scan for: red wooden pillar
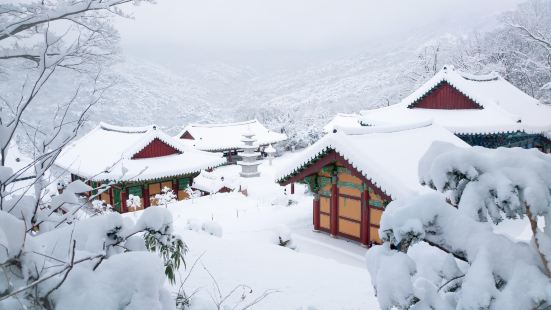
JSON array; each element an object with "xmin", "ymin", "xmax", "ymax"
[
  {"xmin": 330, "ymin": 174, "xmax": 338, "ymax": 237},
  {"xmin": 143, "ymin": 184, "xmax": 150, "ymax": 208},
  {"xmin": 108, "ymin": 187, "xmax": 113, "ymax": 207},
  {"xmin": 290, "ymin": 183, "xmax": 295, "ymax": 195},
  {"xmin": 172, "ymin": 179, "xmax": 179, "ymax": 198},
  {"xmin": 313, "ymin": 195, "xmax": 320, "ymax": 231},
  {"xmin": 360, "ymin": 185, "xmax": 370, "ymax": 246},
  {"xmin": 121, "ymin": 189, "xmax": 128, "ymax": 213},
  {"xmin": 228, "ymin": 150, "xmax": 233, "ymax": 163},
  {"xmin": 85, "ymin": 180, "xmax": 92, "ymax": 198}
]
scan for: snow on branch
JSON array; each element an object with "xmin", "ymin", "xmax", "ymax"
[
  {"xmin": 0, "ymin": 0, "xmax": 152, "ymax": 41},
  {"xmin": 419, "ymin": 142, "xmax": 551, "ymax": 223},
  {"xmin": 0, "ymin": 0, "xmax": 180, "ymax": 308},
  {"xmin": 368, "ymin": 142, "xmax": 551, "ymax": 309}
]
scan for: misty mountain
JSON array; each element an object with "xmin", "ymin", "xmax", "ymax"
[
  {"xmin": 83, "ymin": 33, "xmax": 459, "ymax": 148},
  {"xmin": 1, "ymin": 32, "xmax": 464, "ymax": 150}
]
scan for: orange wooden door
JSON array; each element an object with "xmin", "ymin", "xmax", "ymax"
[{"xmin": 338, "ymin": 195, "xmax": 361, "ymax": 239}]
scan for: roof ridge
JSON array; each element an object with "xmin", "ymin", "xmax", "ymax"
[
  {"xmin": 335, "ymin": 120, "xmax": 433, "ymax": 135},
  {"xmin": 187, "ymin": 119, "xmax": 258, "ymax": 128},
  {"xmin": 334, "ymin": 112, "xmax": 361, "ymax": 117},
  {"xmin": 99, "ymin": 122, "xmax": 156, "ymax": 134},
  {"xmin": 456, "ymin": 70, "xmax": 500, "ymax": 82}
]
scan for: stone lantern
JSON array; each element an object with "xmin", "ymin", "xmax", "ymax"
[{"xmin": 265, "ymin": 144, "xmax": 276, "ymax": 166}]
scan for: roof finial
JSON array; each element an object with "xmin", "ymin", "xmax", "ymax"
[{"xmin": 442, "ymin": 64, "xmax": 455, "ymax": 73}]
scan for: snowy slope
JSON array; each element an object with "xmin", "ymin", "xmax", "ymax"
[
  {"xmin": 92, "ymin": 60, "xmax": 227, "ymax": 133},
  {"xmin": 232, "ymin": 34, "xmax": 464, "ymax": 147}
]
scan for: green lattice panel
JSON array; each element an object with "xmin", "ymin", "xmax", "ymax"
[
  {"xmin": 178, "ymin": 178, "xmax": 191, "ymax": 190},
  {"xmin": 127, "ymin": 186, "xmax": 142, "ymax": 197}
]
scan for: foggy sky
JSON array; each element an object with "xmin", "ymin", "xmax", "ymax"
[{"xmin": 116, "ymin": 0, "xmax": 524, "ymax": 68}]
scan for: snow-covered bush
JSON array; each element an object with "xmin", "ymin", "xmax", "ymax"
[
  {"xmin": 142, "ymin": 207, "xmax": 187, "ymax": 284},
  {"xmin": 202, "ymin": 220, "xmax": 223, "ymax": 237},
  {"xmin": 185, "ymin": 184, "xmax": 202, "ymax": 202},
  {"xmin": 186, "ymin": 218, "xmax": 203, "ymax": 232},
  {"xmin": 0, "ymin": 195, "xmax": 186, "ymax": 309},
  {"xmin": 127, "ymin": 194, "xmax": 142, "ymax": 212},
  {"xmin": 271, "ymin": 196, "xmax": 299, "ymax": 207},
  {"xmin": 155, "ymin": 186, "xmax": 177, "ymax": 207},
  {"xmin": 271, "ymin": 226, "xmax": 297, "ymax": 250},
  {"xmin": 367, "ymin": 143, "xmax": 551, "ymax": 310},
  {"xmin": 91, "ymin": 199, "xmax": 113, "ymax": 214},
  {"xmin": 185, "ymin": 218, "xmax": 223, "ymax": 237}
]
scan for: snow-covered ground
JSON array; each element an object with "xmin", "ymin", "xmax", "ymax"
[
  {"xmin": 122, "ymin": 151, "xmax": 540, "ymax": 309},
  {"xmin": 126, "ymin": 155, "xmax": 379, "ymax": 309}
]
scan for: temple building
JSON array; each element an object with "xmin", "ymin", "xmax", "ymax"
[
  {"xmin": 54, "ymin": 122, "xmax": 226, "ymax": 213},
  {"xmin": 176, "ymin": 119, "xmax": 287, "ymax": 162},
  {"xmin": 325, "ymin": 65, "xmax": 551, "ymax": 152},
  {"xmin": 191, "ymin": 170, "xmax": 235, "ymax": 195},
  {"xmin": 276, "ymin": 121, "xmax": 468, "ymax": 246}
]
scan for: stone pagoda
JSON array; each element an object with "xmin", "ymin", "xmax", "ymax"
[{"xmin": 238, "ymin": 128, "xmax": 261, "ymax": 177}]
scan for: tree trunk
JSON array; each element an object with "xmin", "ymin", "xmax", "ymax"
[{"xmin": 527, "ymin": 206, "xmax": 551, "ymax": 278}]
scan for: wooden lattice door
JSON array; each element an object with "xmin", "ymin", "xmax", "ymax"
[{"xmin": 338, "ymin": 195, "xmax": 361, "ymax": 239}]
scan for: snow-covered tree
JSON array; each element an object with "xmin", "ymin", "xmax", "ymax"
[
  {"xmin": 500, "ymin": 0, "xmax": 551, "ymax": 104},
  {"xmin": 126, "ymin": 194, "xmax": 141, "ymax": 212},
  {"xmin": 155, "ymin": 186, "xmax": 177, "ymax": 207},
  {"xmin": 451, "ymin": 0, "xmax": 551, "ymax": 104},
  {"xmin": 367, "ymin": 142, "xmax": 551, "ymax": 310},
  {"xmin": 0, "ymin": 1, "xmax": 191, "ymax": 309},
  {"xmin": 91, "ymin": 199, "xmax": 113, "ymax": 214}
]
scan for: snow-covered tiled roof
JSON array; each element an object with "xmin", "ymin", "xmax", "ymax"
[
  {"xmin": 192, "ymin": 170, "xmax": 236, "ymax": 193},
  {"xmin": 359, "ymin": 65, "xmax": 551, "ymax": 135},
  {"xmin": 176, "ymin": 119, "xmax": 287, "ymax": 151},
  {"xmin": 55, "ymin": 122, "xmax": 226, "ymax": 182},
  {"xmin": 265, "ymin": 144, "xmax": 276, "ymax": 154},
  {"xmin": 2, "ymin": 143, "xmax": 35, "ymax": 181},
  {"xmin": 276, "ymin": 121, "xmax": 469, "ymax": 200}
]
